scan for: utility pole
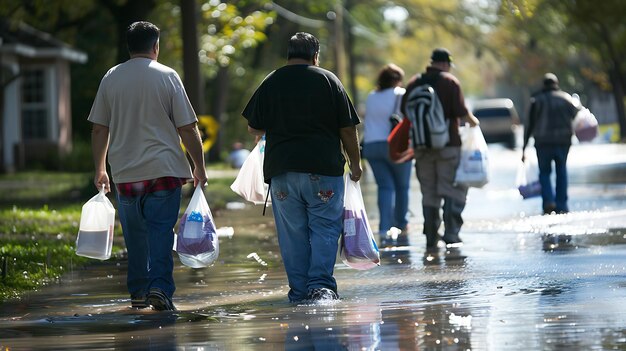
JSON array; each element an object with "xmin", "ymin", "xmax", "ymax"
[{"xmin": 333, "ymin": 1, "xmax": 346, "ymax": 82}]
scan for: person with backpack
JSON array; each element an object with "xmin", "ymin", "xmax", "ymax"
[
  {"xmin": 362, "ymin": 64, "xmax": 412, "ymax": 245},
  {"xmin": 401, "ymin": 48, "xmax": 480, "ymax": 251}
]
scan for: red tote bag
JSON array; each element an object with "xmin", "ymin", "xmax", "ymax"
[{"xmin": 387, "ymin": 118, "xmax": 414, "ymax": 163}]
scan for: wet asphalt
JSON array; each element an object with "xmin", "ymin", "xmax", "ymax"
[{"xmin": 1, "ymin": 142, "xmax": 625, "ymax": 350}]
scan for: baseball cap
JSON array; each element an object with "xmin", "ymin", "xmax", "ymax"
[
  {"xmin": 431, "ymin": 48, "xmax": 453, "ymax": 63},
  {"xmin": 543, "ymin": 72, "xmax": 559, "ymax": 86}
]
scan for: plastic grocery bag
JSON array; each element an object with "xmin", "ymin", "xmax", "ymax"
[
  {"xmin": 516, "ymin": 151, "xmax": 541, "ymax": 199},
  {"xmin": 454, "ymin": 125, "xmax": 490, "ymax": 188},
  {"xmin": 573, "ymin": 107, "xmax": 598, "ymax": 142},
  {"xmin": 75, "ymin": 185, "xmax": 115, "ymax": 260},
  {"xmin": 176, "ymin": 185, "xmax": 219, "ymax": 268},
  {"xmin": 230, "ymin": 137, "xmax": 270, "ymax": 205},
  {"xmin": 340, "ymin": 173, "xmax": 380, "ymax": 270}
]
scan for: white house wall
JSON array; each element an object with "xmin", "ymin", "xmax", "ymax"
[{"xmin": 2, "ymin": 57, "xmax": 20, "ymax": 172}]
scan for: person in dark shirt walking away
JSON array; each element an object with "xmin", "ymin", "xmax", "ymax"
[
  {"xmin": 89, "ymin": 21, "xmax": 207, "ymax": 311},
  {"xmin": 522, "ymin": 73, "xmax": 580, "ymax": 215},
  {"xmin": 243, "ymin": 32, "xmax": 361, "ymax": 303},
  {"xmin": 402, "ymin": 48, "xmax": 479, "ymax": 251},
  {"xmin": 361, "ymin": 64, "xmax": 412, "ymax": 244}
]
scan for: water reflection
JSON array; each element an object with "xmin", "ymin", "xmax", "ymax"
[
  {"xmin": 284, "ymin": 306, "xmax": 346, "ymax": 350},
  {"xmin": 3, "ymin": 202, "xmax": 626, "ymax": 349}
]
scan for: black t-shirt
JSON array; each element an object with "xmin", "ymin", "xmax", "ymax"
[{"xmin": 243, "ymin": 64, "xmax": 360, "ymax": 182}]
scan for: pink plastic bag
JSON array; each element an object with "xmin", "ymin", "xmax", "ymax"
[
  {"xmin": 573, "ymin": 108, "xmax": 598, "ymax": 142},
  {"xmin": 340, "ymin": 174, "xmax": 380, "ymax": 270}
]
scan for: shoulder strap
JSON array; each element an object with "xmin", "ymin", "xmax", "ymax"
[{"xmin": 392, "ymin": 93, "xmax": 401, "ymax": 114}]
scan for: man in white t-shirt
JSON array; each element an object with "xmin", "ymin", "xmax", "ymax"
[{"xmin": 89, "ymin": 21, "xmax": 206, "ymax": 311}]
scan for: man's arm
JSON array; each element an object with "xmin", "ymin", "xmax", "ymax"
[
  {"xmin": 462, "ymin": 112, "xmax": 480, "ymax": 127},
  {"xmin": 247, "ymin": 125, "xmax": 266, "ymax": 143},
  {"xmin": 522, "ymin": 99, "xmax": 537, "ymax": 161},
  {"xmin": 340, "ymin": 125, "xmax": 362, "ymax": 181},
  {"xmin": 91, "ymin": 123, "xmax": 110, "ymax": 193},
  {"xmin": 178, "ymin": 122, "xmax": 207, "ymax": 187}
]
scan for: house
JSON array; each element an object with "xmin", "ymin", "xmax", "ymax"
[{"xmin": 0, "ymin": 19, "xmax": 87, "ymax": 172}]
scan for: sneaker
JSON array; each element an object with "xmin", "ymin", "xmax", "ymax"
[
  {"xmin": 543, "ymin": 203, "xmax": 557, "ymax": 215},
  {"xmin": 130, "ymin": 294, "xmax": 148, "ymax": 309},
  {"xmin": 307, "ymin": 288, "xmax": 339, "ymax": 302},
  {"xmin": 442, "ymin": 234, "xmax": 463, "ymax": 247},
  {"xmin": 147, "ymin": 288, "xmax": 176, "ymax": 311}
]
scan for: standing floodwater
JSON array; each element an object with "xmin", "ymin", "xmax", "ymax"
[{"xmin": 1, "ymin": 144, "xmax": 626, "ymax": 350}]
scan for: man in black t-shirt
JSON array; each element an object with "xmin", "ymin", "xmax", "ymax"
[{"xmin": 243, "ymin": 32, "xmax": 361, "ymax": 303}]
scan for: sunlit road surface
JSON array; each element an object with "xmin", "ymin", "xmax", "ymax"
[{"xmin": 1, "ymin": 142, "xmax": 625, "ymax": 350}]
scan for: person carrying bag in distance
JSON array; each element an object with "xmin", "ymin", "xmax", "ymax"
[{"xmin": 401, "ymin": 48, "xmax": 479, "ymax": 251}]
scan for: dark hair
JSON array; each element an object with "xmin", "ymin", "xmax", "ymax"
[
  {"xmin": 377, "ymin": 63, "xmax": 404, "ymax": 90},
  {"xmin": 127, "ymin": 21, "xmax": 160, "ymax": 54},
  {"xmin": 287, "ymin": 32, "xmax": 320, "ymax": 61}
]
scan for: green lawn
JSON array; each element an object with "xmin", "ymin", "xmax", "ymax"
[{"xmin": 0, "ymin": 168, "xmax": 238, "ymax": 303}]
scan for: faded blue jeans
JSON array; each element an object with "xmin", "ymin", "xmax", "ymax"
[
  {"xmin": 536, "ymin": 144, "xmax": 570, "ymax": 212},
  {"xmin": 270, "ymin": 172, "xmax": 344, "ymax": 302},
  {"xmin": 116, "ymin": 187, "xmax": 182, "ymax": 299},
  {"xmin": 362, "ymin": 141, "xmax": 412, "ymax": 233}
]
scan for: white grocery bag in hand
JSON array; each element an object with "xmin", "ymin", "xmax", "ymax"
[
  {"xmin": 75, "ymin": 185, "xmax": 115, "ymax": 260},
  {"xmin": 176, "ymin": 185, "xmax": 219, "ymax": 268},
  {"xmin": 573, "ymin": 107, "xmax": 598, "ymax": 142},
  {"xmin": 230, "ymin": 137, "xmax": 270, "ymax": 205},
  {"xmin": 340, "ymin": 173, "xmax": 380, "ymax": 270},
  {"xmin": 516, "ymin": 151, "xmax": 541, "ymax": 199},
  {"xmin": 455, "ymin": 125, "xmax": 490, "ymax": 188}
]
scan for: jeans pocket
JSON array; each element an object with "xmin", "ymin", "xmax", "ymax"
[
  {"xmin": 117, "ymin": 194, "xmax": 137, "ymax": 206},
  {"xmin": 309, "ymin": 174, "xmax": 340, "ymax": 204},
  {"xmin": 150, "ymin": 188, "xmax": 181, "ymax": 200}
]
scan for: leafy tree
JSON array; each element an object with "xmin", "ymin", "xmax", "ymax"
[{"xmin": 499, "ymin": 0, "xmax": 626, "ymax": 138}]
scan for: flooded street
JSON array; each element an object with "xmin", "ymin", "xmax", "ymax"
[{"xmin": 2, "ymin": 143, "xmax": 626, "ymax": 350}]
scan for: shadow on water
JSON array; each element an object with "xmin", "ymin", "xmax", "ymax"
[{"xmin": 2, "ymin": 203, "xmax": 626, "ymax": 349}]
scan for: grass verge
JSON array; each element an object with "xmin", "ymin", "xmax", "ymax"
[{"xmin": 0, "ymin": 167, "xmax": 239, "ymax": 303}]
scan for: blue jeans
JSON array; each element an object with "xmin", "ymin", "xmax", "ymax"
[
  {"xmin": 116, "ymin": 187, "xmax": 182, "ymax": 299},
  {"xmin": 270, "ymin": 172, "xmax": 344, "ymax": 302},
  {"xmin": 536, "ymin": 144, "xmax": 570, "ymax": 212},
  {"xmin": 362, "ymin": 142, "xmax": 412, "ymax": 233}
]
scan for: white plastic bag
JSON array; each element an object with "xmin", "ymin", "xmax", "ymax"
[
  {"xmin": 230, "ymin": 137, "xmax": 270, "ymax": 205},
  {"xmin": 340, "ymin": 174, "xmax": 380, "ymax": 270},
  {"xmin": 75, "ymin": 185, "xmax": 115, "ymax": 260},
  {"xmin": 455, "ymin": 126, "xmax": 490, "ymax": 188},
  {"xmin": 175, "ymin": 186, "xmax": 219, "ymax": 268},
  {"xmin": 573, "ymin": 107, "xmax": 598, "ymax": 142},
  {"xmin": 516, "ymin": 151, "xmax": 541, "ymax": 199}
]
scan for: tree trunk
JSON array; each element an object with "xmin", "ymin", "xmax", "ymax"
[
  {"xmin": 609, "ymin": 68, "xmax": 626, "ymax": 141},
  {"xmin": 597, "ymin": 23, "xmax": 626, "ymax": 140},
  {"xmin": 98, "ymin": 0, "xmax": 157, "ymax": 64},
  {"xmin": 344, "ymin": 1, "xmax": 358, "ymax": 108},
  {"xmin": 180, "ymin": 0, "xmax": 204, "ymax": 114},
  {"xmin": 332, "ymin": 3, "xmax": 346, "ymax": 82},
  {"xmin": 208, "ymin": 66, "xmax": 229, "ymax": 162}
]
